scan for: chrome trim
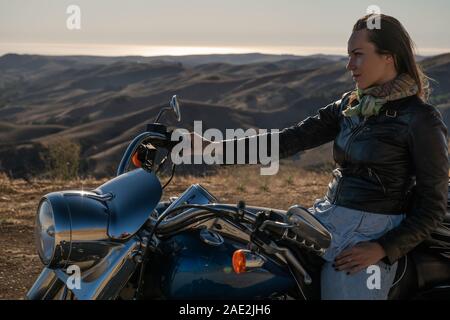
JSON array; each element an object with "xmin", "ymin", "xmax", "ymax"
[
  {"xmin": 161, "ymin": 184, "xmax": 218, "ymax": 215},
  {"xmin": 64, "ymin": 191, "xmax": 114, "ymax": 202},
  {"xmin": 259, "ymin": 220, "xmax": 293, "ymax": 232},
  {"xmin": 149, "ymin": 202, "xmax": 288, "ymax": 234},
  {"xmin": 26, "ymin": 268, "xmax": 59, "ymax": 300},
  {"xmin": 200, "ymin": 229, "xmax": 224, "ymax": 246},
  {"xmin": 239, "ymin": 249, "xmax": 267, "ymax": 269},
  {"xmin": 62, "ymin": 192, "xmax": 110, "ymax": 242},
  {"xmin": 285, "ymin": 205, "xmax": 332, "ymax": 252},
  {"xmin": 37, "ymin": 169, "xmax": 161, "ymax": 269},
  {"xmin": 39, "ymin": 193, "xmax": 72, "ymax": 268},
  {"xmin": 53, "ymin": 238, "xmax": 141, "ymax": 300},
  {"xmin": 170, "ymin": 95, "xmax": 181, "ymax": 122},
  {"xmin": 61, "ymin": 191, "xmax": 110, "ymax": 268},
  {"xmin": 432, "ymin": 285, "xmax": 450, "ymax": 289},
  {"xmin": 148, "ymin": 203, "xmax": 255, "ymax": 234}
]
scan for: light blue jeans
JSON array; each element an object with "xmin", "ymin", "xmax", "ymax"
[{"xmin": 308, "ymin": 198, "xmax": 405, "ymax": 300}]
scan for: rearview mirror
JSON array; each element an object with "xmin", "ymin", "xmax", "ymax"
[{"xmin": 170, "ymin": 95, "xmax": 181, "ymax": 122}]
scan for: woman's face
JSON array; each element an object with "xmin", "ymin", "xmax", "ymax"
[{"xmin": 346, "ymin": 29, "xmax": 397, "ymax": 90}]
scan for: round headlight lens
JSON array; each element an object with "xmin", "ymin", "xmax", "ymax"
[{"xmin": 35, "ymin": 200, "xmax": 56, "ymax": 265}]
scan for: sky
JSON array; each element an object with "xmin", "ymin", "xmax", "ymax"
[{"xmin": 0, "ymin": 0, "xmax": 449, "ymax": 56}]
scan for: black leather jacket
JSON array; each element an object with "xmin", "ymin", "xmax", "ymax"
[
  {"xmin": 222, "ymin": 92, "xmax": 448, "ymax": 264},
  {"xmin": 280, "ymin": 92, "xmax": 448, "ymax": 263}
]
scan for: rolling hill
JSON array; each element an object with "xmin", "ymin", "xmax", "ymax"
[{"xmin": 0, "ymin": 52, "xmax": 449, "ymax": 177}]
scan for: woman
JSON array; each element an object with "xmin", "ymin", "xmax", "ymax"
[{"xmin": 188, "ymin": 14, "xmax": 448, "ymax": 299}]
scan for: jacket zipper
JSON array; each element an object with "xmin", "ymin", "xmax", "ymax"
[
  {"xmin": 344, "ymin": 116, "xmax": 368, "ymax": 163},
  {"xmin": 334, "ymin": 117, "xmax": 368, "ymax": 204},
  {"xmin": 332, "ymin": 170, "xmax": 343, "ymax": 204},
  {"xmin": 368, "ymin": 167, "xmax": 387, "ymax": 195}
]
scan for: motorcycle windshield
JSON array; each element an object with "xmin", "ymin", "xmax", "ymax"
[{"xmin": 96, "ymin": 168, "xmax": 162, "ymax": 240}]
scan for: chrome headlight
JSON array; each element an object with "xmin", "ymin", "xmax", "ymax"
[
  {"xmin": 34, "ymin": 200, "xmax": 56, "ymax": 265},
  {"xmin": 34, "ymin": 191, "xmax": 110, "ymax": 269},
  {"xmin": 34, "ymin": 169, "xmax": 162, "ymax": 268},
  {"xmin": 34, "ymin": 195, "xmax": 72, "ymax": 268}
]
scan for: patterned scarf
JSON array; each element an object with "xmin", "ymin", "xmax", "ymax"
[{"xmin": 342, "ymin": 73, "xmax": 419, "ymax": 117}]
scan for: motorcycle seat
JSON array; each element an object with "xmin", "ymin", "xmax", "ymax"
[
  {"xmin": 388, "ymin": 255, "xmax": 417, "ymax": 300},
  {"xmin": 388, "ymin": 248, "xmax": 450, "ymax": 299},
  {"xmin": 411, "ymin": 248, "xmax": 450, "ymax": 290}
]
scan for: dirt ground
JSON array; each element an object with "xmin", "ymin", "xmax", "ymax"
[{"xmin": 0, "ymin": 165, "xmax": 331, "ymax": 299}]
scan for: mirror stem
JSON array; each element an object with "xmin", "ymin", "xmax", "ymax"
[{"xmin": 154, "ymin": 107, "xmax": 171, "ymax": 123}]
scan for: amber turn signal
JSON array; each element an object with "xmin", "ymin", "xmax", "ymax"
[
  {"xmin": 232, "ymin": 249, "xmax": 267, "ymax": 274},
  {"xmin": 232, "ymin": 249, "xmax": 246, "ymax": 274},
  {"xmin": 132, "ymin": 152, "xmax": 142, "ymax": 168}
]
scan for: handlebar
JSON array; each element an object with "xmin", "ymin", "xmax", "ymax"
[{"xmin": 146, "ymin": 203, "xmax": 257, "ymax": 234}]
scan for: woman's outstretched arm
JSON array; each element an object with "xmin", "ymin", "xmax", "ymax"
[{"xmin": 215, "ymin": 93, "xmax": 350, "ymax": 164}]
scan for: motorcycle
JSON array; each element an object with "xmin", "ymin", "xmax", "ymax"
[{"xmin": 27, "ymin": 96, "xmax": 450, "ymax": 300}]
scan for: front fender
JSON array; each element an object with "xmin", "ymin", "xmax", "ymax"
[
  {"xmin": 27, "ymin": 238, "xmax": 141, "ymax": 300},
  {"xmin": 26, "ymin": 268, "xmax": 61, "ymax": 300}
]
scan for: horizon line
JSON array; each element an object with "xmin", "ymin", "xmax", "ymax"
[{"xmin": 1, "ymin": 42, "xmax": 449, "ymax": 58}]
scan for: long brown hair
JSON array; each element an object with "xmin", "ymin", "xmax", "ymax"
[{"xmin": 352, "ymin": 14, "xmax": 430, "ymax": 100}]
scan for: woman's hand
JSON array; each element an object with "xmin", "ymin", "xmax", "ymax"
[{"xmin": 333, "ymin": 242, "xmax": 386, "ymax": 275}]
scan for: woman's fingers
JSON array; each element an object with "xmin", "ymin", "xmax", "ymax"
[
  {"xmin": 333, "ymin": 242, "xmax": 383, "ymax": 274},
  {"xmin": 347, "ymin": 264, "xmax": 366, "ymax": 275},
  {"xmin": 335, "ymin": 260, "xmax": 360, "ymax": 271},
  {"xmin": 335, "ymin": 247, "xmax": 357, "ymax": 260},
  {"xmin": 335, "ymin": 243, "xmax": 367, "ymax": 263},
  {"xmin": 335, "ymin": 250, "xmax": 357, "ymax": 265}
]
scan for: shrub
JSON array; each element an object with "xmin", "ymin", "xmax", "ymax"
[{"xmin": 46, "ymin": 138, "xmax": 81, "ymax": 180}]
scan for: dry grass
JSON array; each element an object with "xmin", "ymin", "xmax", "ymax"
[
  {"xmin": 0, "ymin": 174, "xmax": 110, "ymax": 300},
  {"xmin": 0, "ymin": 164, "xmax": 331, "ymax": 299},
  {"xmin": 162, "ymin": 164, "xmax": 331, "ymax": 209}
]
